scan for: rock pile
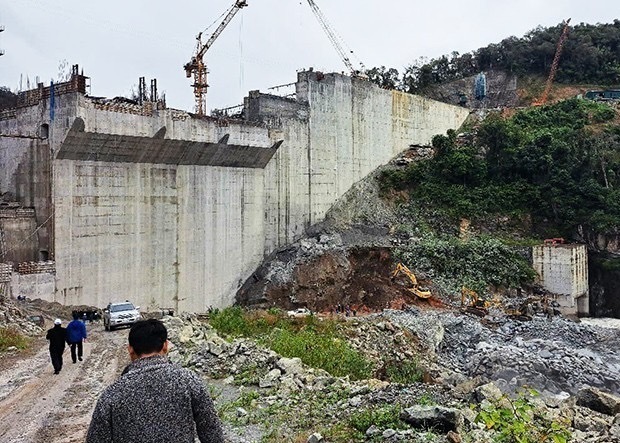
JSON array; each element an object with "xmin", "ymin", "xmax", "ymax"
[
  {"xmin": 0, "ymin": 298, "xmax": 43, "ymax": 336},
  {"xmin": 163, "ymin": 313, "xmax": 620, "ymax": 442},
  {"xmin": 383, "ymin": 309, "xmax": 620, "ymax": 396}
]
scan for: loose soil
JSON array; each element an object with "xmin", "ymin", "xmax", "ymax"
[{"xmin": 0, "ymin": 321, "xmax": 129, "ymax": 443}]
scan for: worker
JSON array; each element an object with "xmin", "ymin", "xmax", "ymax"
[
  {"xmin": 46, "ymin": 319, "xmax": 67, "ymax": 375},
  {"xmin": 66, "ymin": 312, "xmax": 87, "ymax": 363},
  {"xmin": 86, "ymin": 318, "xmax": 224, "ymax": 443}
]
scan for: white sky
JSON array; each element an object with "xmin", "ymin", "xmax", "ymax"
[{"xmin": 0, "ymin": 0, "xmax": 616, "ymax": 113}]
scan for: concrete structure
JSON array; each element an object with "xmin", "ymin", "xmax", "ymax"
[
  {"xmin": 532, "ymin": 243, "xmax": 589, "ymax": 316},
  {"xmin": 0, "ymin": 69, "xmax": 469, "ymax": 312}
]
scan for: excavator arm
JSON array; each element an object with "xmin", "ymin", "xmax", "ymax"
[{"xmin": 392, "ymin": 263, "xmax": 431, "ymax": 299}]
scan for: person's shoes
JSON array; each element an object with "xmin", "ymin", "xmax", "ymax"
[
  {"xmin": 72, "ymin": 360, "xmax": 77, "ymax": 364},
  {"xmin": 54, "ymin": 371, "xmax": 59, "ymax": 374},
  {"xmin": 78, "ymin": 357, "xmax": 83, "ymax": 361}
]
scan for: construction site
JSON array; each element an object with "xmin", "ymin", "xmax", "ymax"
[
  {"xmin": 2, "ymin": 2, "xmax": 620, "ymax": 442},
  {"xmin": 0, "ymin": 2, "xmax": 594, "ymax": 317}
]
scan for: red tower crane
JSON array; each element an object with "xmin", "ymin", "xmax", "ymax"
[{"xmin": 534, "ymin": 18, "xmax": 571, "ymax": 106}]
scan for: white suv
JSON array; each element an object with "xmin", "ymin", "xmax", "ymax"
[{"xmin": 103, "ymin": 302, "xmax": 141, "ymax": 331}]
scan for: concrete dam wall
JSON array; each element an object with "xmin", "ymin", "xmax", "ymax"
[{"xmin": 0, "ymin": 71, "xmax": 469, "ymax": 312}]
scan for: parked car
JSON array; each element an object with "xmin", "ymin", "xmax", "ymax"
[
  {"xmin": 287, "ymin": 308, "xmax": 312, "ymax": 318},
  {"xmin": 103, "ymin": 301, "xmax": 141, "ymax": 331}
]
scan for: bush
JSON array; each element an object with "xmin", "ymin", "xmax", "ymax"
[
  {"xmin": 397, "ymin": 235, "xmax": 537, "ymax": 293},
  {"xmin": 0, "ymin": 327, "xmax": 30, "ymax": 352},
  {"xmin": 383, "ymin": 359, "xmax": 424, "ymax": 384},
  {"xmin": 475, "ymin": 389, "xmax": 571, "ymax": 443}
]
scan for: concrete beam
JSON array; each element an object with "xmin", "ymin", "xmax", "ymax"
[{"xmin": 57, "ymin": 117, "xmax": 281, "ymax": 169}]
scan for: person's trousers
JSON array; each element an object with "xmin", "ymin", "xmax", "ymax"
[
  {"xmin": 69, "ymin": 341, "xmax": 83, "ymax": 363},
  {"xmin": 50, "ymin": 350, "xmax": 63, "ymax": 373}
]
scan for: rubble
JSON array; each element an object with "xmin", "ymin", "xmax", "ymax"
[{"xmin": 161, "ymin": 312, "xmax": 620, "ymax": 442}]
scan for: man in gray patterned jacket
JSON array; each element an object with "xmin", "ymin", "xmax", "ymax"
[{"xmin": 86, "ymin": 318, "xmax": 224, "ymax": 443}]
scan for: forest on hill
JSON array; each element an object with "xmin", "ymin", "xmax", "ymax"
[{"xmin": 365, "ymin": 20, "xmax": 620, "ymax": 92}]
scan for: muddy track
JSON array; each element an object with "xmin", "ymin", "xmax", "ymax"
[{"xmin": 0, "ymin": 323, "xmax": 130, "ymax": 443}]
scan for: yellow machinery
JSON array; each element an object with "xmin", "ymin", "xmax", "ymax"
[{"xmin": 392, "ymin": 263, "xmax": 432, "ymax": 299}]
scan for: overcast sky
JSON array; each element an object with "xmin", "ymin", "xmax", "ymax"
[{"xmin": 0, "ymin": 0, "xmax": 616, "ymax": 112}]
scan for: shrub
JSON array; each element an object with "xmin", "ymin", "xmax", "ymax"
[
  {"xmin": 0, "ymin": 327, "xmax": 30, "ymax": 352},
  {"xmin": 382, "ymin": 359, "xmax": 424, "ymax": 384},
  {"xmin": 475, "ymin": 389, "xmax": 571, "ymax": 443}
]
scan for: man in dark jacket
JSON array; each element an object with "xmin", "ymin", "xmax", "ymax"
[
  {"xmin": 66, "ymin": 312, "xmax": 87, "ymax": 363},
  {"xmin": 86, "ymin": 318, "xmax": 224, "ymax": 443},
  {"xmin": 46, "ymin": 318, "xmax": 67, "ymax": 374}
]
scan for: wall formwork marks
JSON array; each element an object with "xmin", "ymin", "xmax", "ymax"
[{"xmin": 1, "ymin": 71, "xmax": 470, "ymax": 312}]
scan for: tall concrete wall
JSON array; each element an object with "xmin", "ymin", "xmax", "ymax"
[
  {"xmin": 1, "ymin": 71, "xmax": 469, "ymax": 312},
  {"xmin": 532, "ymin": 244, "xmax": 589, "ymax": 316},
  {"xmin": 260, "ymin": 71, "xmax": 470, "ymax": 250}
]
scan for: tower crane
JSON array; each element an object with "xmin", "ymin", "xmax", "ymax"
[
  {"xmin": 305, "ymin": 0, "xmax": 364, "ymax": 76},
  {"xmin": 534, "ymin": 18, "xmax": 571, "ymax": 106},
  {"xmin": 184, "ymin": 0, "xmax": 248, "ymax": 116}
]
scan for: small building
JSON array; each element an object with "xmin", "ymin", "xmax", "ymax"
[{"xmin": 532, "ymin": 243, "xmax": 589, "ymax": 316}]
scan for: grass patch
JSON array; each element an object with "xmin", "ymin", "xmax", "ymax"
[
  {"xmin": 209, "ymin": 308, "xmax": 373, "ymax": 380},
  {"xmin": 0, "ymin": 327, "xmax": 30, "ymax": 352},
  {"xmin": 349, "ymin": 405, "xmax": 407, "ymax": 433},
  {"xmin": 264, "ymin": 327, "xmax": 372, "ymax": 380}
]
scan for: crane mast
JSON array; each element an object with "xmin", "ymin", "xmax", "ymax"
[
  {"xmin": 305, "ymin": 0, "xmax": 361, "ymax": 75},
  {"xmin": 184, "ymin": 0, "xmax": 248, "ymax": 116},
  {"xmin": 534, "ymin": 18, "xmax": 571, "ymax": 106}
]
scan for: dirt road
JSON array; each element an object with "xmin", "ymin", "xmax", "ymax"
[{"xmin": 0, "ymin": 323, "xmax": 129, "ymax": 443}]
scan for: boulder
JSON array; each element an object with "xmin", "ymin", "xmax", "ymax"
[
  {"xmin": 276, "ymin": 357, "xmax": 303, "ymax": 375},
  {"xmin": 400, "ymin": 405, "xmax": 463, "ymax": 433},
  {"xmin": 576, "ymin": 387, "xmax": 620, "ymax": 416},
  {"xmin": 307, "ymin": 432, "xmax": 323, "ymax": 443}
]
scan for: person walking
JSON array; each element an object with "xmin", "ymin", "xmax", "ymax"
[
  {"xmin": 46, "ymin": 319, "xmax": 67, "ymax": 374},
  {"xmin": 86, "ymin": 318, "xmax": 224, "ymax": 443},
  {"xmin": 66, "ymin": 313, "xmax": 87, "ymax": 363}
]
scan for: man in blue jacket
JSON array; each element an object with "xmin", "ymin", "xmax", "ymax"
[{"xmin": 66, "ymin": 312, "xmax": 87, "ymax": 363}]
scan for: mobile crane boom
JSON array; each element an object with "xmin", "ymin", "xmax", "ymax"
[{"xmin": 184, "ymin": 0, "xmax": 248, "ymax": 116}]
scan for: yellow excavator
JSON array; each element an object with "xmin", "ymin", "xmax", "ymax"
[
  {"xmin": 460, "ymin": 287, "xmax": 492, "ymax": 316},
  {"xmin": 391, "ymin": 263, "xmax": 432, "ymax": 299}
]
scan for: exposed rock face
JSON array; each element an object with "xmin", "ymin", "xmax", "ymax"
[{"xmin": 589, "ymin": 253, "xmax": 620, "ymax": 318}]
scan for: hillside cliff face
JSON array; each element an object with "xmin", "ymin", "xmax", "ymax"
[{"xmin": 423, "ymin": 70, "xmax": 520, "ymax": 109}]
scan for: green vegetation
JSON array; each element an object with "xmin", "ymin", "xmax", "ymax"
[
  {"xmin": 382, "ymin": 359, "xmax": 424, "ymax": 384},
  {"xmin": 0, "ymin": 326, "xmax": 30, "ymax": 352},
  {"xmin": 266, "ymin": 327, "xmax": 372, "ymax": 379},
  {"xmin": 380, "ymin": 98, "xmax": 620, "ymax": 295},
  {"xmin": 366, "ymin": 20, "xmax": 620, "ymax": 92},
  {"xmin": 475, "ymin": 389, "xmax": 571, "ymax": 443},
  {"xmin": 209, "ymin": 307, "xmax": 372, "ymax": 380},
  {"xmin": 349, "ymin": 405, "xmax": 407, "ymax": 434},
  {"xmin": 382, "ymin": 99, "xmax": 620, "ymax": 237},
  {"xmin": 396, "ymin": 235, "xmax": 537, "ymax": 295}
]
